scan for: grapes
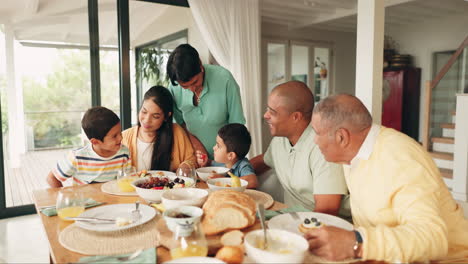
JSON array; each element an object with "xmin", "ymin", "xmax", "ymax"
[{"xmin": 136, "ymin": 177, "xmax": 185, "ymax": 189}]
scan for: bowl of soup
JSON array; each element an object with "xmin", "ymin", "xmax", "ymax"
[
  {"xmin": 244, "ymin": 229, "xmax": 309, "ymax": 263},
  {"xmin": 196, "ymin": 167, "xmax": 230, "ymax": 182},
  {"xmin": 206, "ymin": 178, "xmax": 248, "ymax": 192}
]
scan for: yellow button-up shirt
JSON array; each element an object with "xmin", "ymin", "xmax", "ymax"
[{"xmin": 345, "ymin": 125, "xmax": 468, "ymax": 262}]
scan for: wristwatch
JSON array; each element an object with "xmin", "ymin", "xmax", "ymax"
[{"xmin": 353, "ymin": 230, "xmax": 363, "ymax": 259}]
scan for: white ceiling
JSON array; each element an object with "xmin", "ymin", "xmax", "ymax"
[
  {"xmin": 1, "ymin": 0, "xmax": 467, "ymax": 46},
  {"xmin": 0, "ymin": 0, "xmax": 169, "ymax": 46},
  {"xmin": 262, "ymin": 0, "xmax": 468, "ymax": 32}
]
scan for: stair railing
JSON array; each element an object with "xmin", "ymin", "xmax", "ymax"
[{"xmin": 422, "ymin": 35, "xmax": 468, "ymax": 151}]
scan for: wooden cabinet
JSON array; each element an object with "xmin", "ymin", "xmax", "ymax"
[{"xmin": 382, "ymin": 68, "xmax": 421, "ymax": 141}]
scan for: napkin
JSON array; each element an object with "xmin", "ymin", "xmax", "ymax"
[
  {"xmin": 78, "ymin": 248, "xmax": 156, "ymax": 264},
  {"xmin": 264, "ymin": 205, "xmax": 309, "ymax": 220},
  {"xmin": 39, "ymin": 198, "xmax": 104, "ymax": 216}
]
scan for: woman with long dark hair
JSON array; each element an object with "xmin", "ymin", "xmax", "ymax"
[{"xmin": 122, "ymin": 85, "xmax": 196, "ymax": 171}]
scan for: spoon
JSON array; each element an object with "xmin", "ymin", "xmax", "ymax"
[
  {"xmin": 257, "ymin": 203, "xmax": 268, "ymax": 250},
  {"xmin": 117, "ymin": 249, "xmax": 143, "ymax": 261},
  {"xmin": 78, "ymin": 249, "xmax": 143, "ymax": 263},
  {"xmin": 132, "ymin": 201, "xmax": 142, "ymax": 222}
]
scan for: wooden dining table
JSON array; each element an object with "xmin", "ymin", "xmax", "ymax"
[{"xmin": 32, "ymin": 182, "xmax": 288, "ymax": 264}]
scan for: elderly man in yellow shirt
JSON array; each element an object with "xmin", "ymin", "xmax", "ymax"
[{"xmin": 307, "ymin": 94, "xmax": 468, "ymax": 263}]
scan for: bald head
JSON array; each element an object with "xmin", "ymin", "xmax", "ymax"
[
  {"xmin": 272, "ymin": 81, "xmax": 314, "ymax": 120},
  {"xmin": 313, "ymin": 94, "xmax": 372, "ymax": 132}
]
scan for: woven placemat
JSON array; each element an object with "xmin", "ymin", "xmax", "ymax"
[
  {"xmin": 245, "ymin": 189, "xmax": 274, "ymax": 209},
  {"xmin": 59, "ymin": 216, "xmax": 160, "ymax": 255}
]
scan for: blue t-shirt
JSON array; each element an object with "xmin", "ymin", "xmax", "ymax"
[{"xmin": 212, "ymin": 158, "xmax": 255, "ymax": 177}]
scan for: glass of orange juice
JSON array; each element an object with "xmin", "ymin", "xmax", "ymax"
[
  {"xmin": 170, "ymin": 221, "xmax": 208, "ymax": 259},
  {"xmin": 56, "ymin": 187, "xmax": 85, "ymax": 221},
  {"xmin": 117, "ymin": 166, "xmax": 138, "ymax": 192}
]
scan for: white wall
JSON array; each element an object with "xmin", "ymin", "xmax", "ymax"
[
  {"xmin": 387, "ymin": 13, "xmax": 468, "ymax": 141},
  {"xmin": 132, "ymin": 6, "xmax": 209, "ymax": 63},
  {"xmin": 262, "ymin": 22, "xmax": 357, "ymax": 95}
]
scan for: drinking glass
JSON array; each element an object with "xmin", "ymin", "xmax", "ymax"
[
  {"xmin": 176, "ymin": 166, "xmax": 197, "ymax": 187},
  {"xmin": 56, "ymin": 187, "xmax": 85, "ymax": 221},
  {"xmin": 117, "ymin": 166, "xmax": 138, "ymax": 192},
  {"xmin": 169, "ymin": 221, "xmax": 208, "ymax": 259}
]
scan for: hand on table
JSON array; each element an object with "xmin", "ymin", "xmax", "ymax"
[{"xmin": 304, "ymin": 225, "xmax": 357, "ymax": 261}]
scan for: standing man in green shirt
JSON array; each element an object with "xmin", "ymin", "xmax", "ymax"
[
  {"xmin": 251, "ymin": 81, "xmax": 349, "ymax": 217},
  {"xmin": 166, "ymin": 44, "xmax": 246, "ymax": 160}
]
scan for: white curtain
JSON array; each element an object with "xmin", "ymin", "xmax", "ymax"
[{"xmin": 188, "ymin": 0, "xmax": 263, "ymax": 157}]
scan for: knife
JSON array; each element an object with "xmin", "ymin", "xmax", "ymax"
[{"xmin": 65, "ymin": 216, "xmax": 115, "ymax": 223}]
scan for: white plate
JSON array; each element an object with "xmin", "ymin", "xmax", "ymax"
[
  {"xmin": 75, "ymin": 203, "xmax": 156, "ymax": 232},
  {"xmin": 164, "ymin": 257, "xmax": 226, "ymax": 264},
  {"xmin": 147, "ymin": 170, "xmax": 175, "ymax": 176},
  {"xmin": 101, "ymin": 180, "xmax": 138, "ymax": 196},
  {"xmin": 268, "ymin": 212, "xmax": 353, "ymax": 235}
]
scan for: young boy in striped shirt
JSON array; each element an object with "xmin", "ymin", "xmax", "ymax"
[{"xmin": 47, "ymin": 106, "xmax": 131, "ymax": 187}]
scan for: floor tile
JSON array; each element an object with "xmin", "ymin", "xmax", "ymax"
[{"xmin": 0, "ymin": 214, "xmax": 49, "ymax": 263}]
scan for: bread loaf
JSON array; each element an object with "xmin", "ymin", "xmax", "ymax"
[{"xmin": 202, "ymin": 190, "xmax": 256, "ymax": 235}]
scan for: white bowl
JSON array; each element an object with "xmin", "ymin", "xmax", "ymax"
[
  {"xmin": 161, "ymin": 188, "xmax": 209, "ymax": 210},
  {"xmin": 244, "ymin": 229, "xmax": 309, "ymax": 264},
  {"xmin": 131, "ymin": 175, "xmax": 195, "ymax": 203},
  {"xmin": 163, "ymin": 205, "xmax": 204, "ymax": 235},
  {"xmin": 206, "ymin": 178, "xmax": 248, "ymax": 192},
  {"xmin": 196, "ymin": 166, "xmax": 230, "ymax": 182}
]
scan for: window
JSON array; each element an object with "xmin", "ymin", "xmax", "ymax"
[{"xmin": 135, "ymin": 30, "xmax": 188, "ymax": 109}]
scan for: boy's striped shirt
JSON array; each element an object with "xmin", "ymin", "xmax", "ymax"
[{"xmin": 52, "ymin": 144, "xmax": 131, "ymax": 185}]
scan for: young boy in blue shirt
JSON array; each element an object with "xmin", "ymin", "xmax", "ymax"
[
  {"xmin": 47, "ymin": 106, "xmax": 131, "ymax": 187},
  {"xmin": 196, "ymin": 123, "xmax": 257, "ymax": 188}
]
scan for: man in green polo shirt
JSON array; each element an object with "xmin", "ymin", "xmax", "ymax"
[
  {"xmin": 251, "ymin": 81, "xmax": 350, "ymax": 217},
  {"xmin": 166, "ymin": 44, "xmax": 245, "ymax": 160}
]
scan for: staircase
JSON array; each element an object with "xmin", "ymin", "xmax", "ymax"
[
  {"xmin": 423, "ymin": 35, "xmax": 468, "ymax": 200},
  {"xmin": 429, "ymin": 111, "xmax": 455, "ymax": 186}
]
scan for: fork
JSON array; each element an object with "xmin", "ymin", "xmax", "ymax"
[
  {"xmin": 289, "ymin": 211, "xmax": 301, "ymax": 221},
  {"xmin": 77, "ymin": 249, "xmax": 143, "ymax": 263},
  {"xmin": 257, "ymin": 203, "xmax": 269, "ymax": 250},
  {"xmin": 132, "ymin": 201, "xmax": 142, "ymax": 222},
  {"xmin": 278, "ymin": 209, "xmax": 301, "ymax": 221},
  {"xmin": 116, "ymin": 249, "xmax": 143, "ymax": 261}
]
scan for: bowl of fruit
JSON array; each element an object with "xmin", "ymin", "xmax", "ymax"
[{"xmin": 131, "ymin": 175, "xmax": 194, "ymax": 202}]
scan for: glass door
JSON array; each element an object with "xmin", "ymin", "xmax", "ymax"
[
  {"xmin": 291, "ymin": 44, "xmax": 310, "ymax": 87},
  {"xmin": 1, "ymin": 5, "xmax": 91, "ymax": 216},
  {"xmin": 290, "ymin": 42, "xmax": 332, "ymax": 102},
  {"xmin": 263, "ymin": 39, "xmax": 333, "ymax": 151},
  {"xmin": 135, "ymin": 30, "xmax": 188, "ymax": 111},
  {"xmin": 262, "ymin": 40, "xmax": 287, "ymax": 151},
  {"xmin": 314, "ymin": 47, "xmax": 331, "ymax": 102}
]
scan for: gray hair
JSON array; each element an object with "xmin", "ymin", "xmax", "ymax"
[{"xmin": 313, "ymin": 94, "xmax": 373, "ymax": 132}]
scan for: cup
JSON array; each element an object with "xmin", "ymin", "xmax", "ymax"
[
  {"xmin": 176, "ymin": 166, "xmax": 197, "ymax": 187},
  {"xmin": 56, "ymin": 187, "xmax": 85, "ymax": 221},
  {"xmin": 169, "ymin": 220, "xmax": 208, "ymax": 259},
  {"xmin": 117, "ymin": 166, "xmax": 138, "ymax": 192}
]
